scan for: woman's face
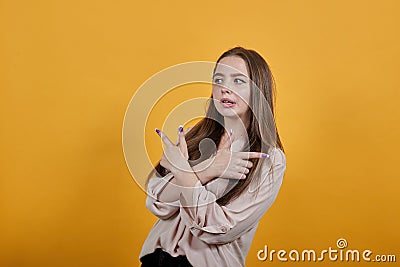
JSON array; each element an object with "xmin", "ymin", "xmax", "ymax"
[{"xmin": 212, "ymin": 56, "xmax": 251, "ymax": 122}]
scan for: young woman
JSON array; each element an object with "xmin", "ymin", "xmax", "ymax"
[{"xmin": 139, "ymin": 46, "xmax": 286, "ymax": 267}]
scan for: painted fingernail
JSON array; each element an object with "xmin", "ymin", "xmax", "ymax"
[
  {"xmin": 262, "ymin": 153, "xmax": 269, "ymax": 158},
  {"xmin": 178, "ymin": 125, "xmax": 183, "ymax": 133},
  {"xmin": 155, "ymin": 128, "xmax": 160, "ymax": 135}
]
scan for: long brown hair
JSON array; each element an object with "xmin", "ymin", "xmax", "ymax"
[{"xmin": 149, "ymin": 46, "xmax": 284, "ymax": 205}]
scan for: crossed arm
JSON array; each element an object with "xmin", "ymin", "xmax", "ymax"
[
  {"xmin": 146, "ymin": 127, "xmax": 266, "ymax": 213},
  {"xmin": 146, "ymin": 145, "xmax": 287, "ymax": 245}
]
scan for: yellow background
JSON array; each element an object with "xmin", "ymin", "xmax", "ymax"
[{"xmin": 1, "ymin": 0, "xmax": 399, "ymax": 266}]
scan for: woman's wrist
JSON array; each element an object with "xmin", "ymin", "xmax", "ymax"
[
  {"xmin": 170, "ymin": 160, "xmax": 199, "ymax": 187},
  {"xmin": 192, "ymin": 157, "xmax": 217, "ymax": 185}
]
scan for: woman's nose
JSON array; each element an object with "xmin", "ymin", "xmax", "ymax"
[{"xmin": 221, "ymin": 86, "xmax": 232, "ymax": 94}]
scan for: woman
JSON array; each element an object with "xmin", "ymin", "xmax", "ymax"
[{"xmin": 139, "ymin": 46, "xmax": 286, "ymax": 267}]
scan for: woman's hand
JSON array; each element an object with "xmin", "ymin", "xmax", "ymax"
[
  {"xmin": 193, "ymin": 131, "xmax": 269, "ymax": 184},
  {"xmin": 156, "ymin": 126, "xmax": 199, "ymax": 188},
  {"xmin": 155, "ymin": 126, "xmax": 269, "ymax": 185},
  {"xmin": 156, "ymin": 126, "xmax": 191, "ymax": 174}
]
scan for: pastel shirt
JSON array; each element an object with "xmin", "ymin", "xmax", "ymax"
[{"xmin": 139, "ymin": 147, "xmax": 286, "ymax": 267}]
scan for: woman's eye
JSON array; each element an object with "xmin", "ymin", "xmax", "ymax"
[
  {"xmin": 214, "ymin": 78, "xmax": 223, "ymax": 84},
  {"xmin": 234, "ymin": 78, "xmax": 245, "ymax": 84}
]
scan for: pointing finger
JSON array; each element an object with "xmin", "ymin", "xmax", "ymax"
[
  {"xmin": 178, "ymin": 125, "xmax": 189, "ymax": 159},
  {"xmin": 155, "ymin": 128, "xmax": 174, "ymax": 147},
  {"xmin": 239, "ymin": 151, "xmax": 269, "ymax": 159}
]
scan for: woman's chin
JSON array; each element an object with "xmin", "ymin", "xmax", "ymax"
[
  {"xmin": 215, "ymin": 104, "xmax": 248, "ymax": 119},
  {"xmin": 219, "ymin": 110, "xmax": 243, "ymax": 119}
]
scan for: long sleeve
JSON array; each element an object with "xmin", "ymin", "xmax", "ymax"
[
  {"xmin": 145, "ymin": 172, "xmax": 180, "ymax": 219},
  {"xmin": 145, "ymin": 171, "xmax": 238, "ymax": 220},
  {"xmin": 178, "ymin": 147, "xmax": 286, "ymax": 245}
]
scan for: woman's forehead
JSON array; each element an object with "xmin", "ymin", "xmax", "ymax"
[{"xmin": 215, "ymin": 56, "xmax": 248, "ymax": 76}]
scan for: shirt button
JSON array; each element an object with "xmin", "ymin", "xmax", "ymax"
[{"xmin": 220, "ymin": 226, "xmax": 227, "ymax": 232}]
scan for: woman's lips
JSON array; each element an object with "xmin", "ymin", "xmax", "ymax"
[
  {"xmin": 220, "ymin": 98, "xmax": 236, "ymax": 108},
  {"xmin": 221, "ymin": 102, "xmax": 236, "ymax": 108}
]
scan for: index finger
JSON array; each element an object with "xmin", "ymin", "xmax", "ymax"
[
  {"xmin": 238, "ymin": 151, "xmax": 269, "ymax": 159},
  {"xmin": 155, "ymin": 128, "xmax": 174, "ymax": 147}
]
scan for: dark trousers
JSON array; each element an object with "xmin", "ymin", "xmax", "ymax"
[{"xmin": 140, "ymin": 248, "xmax": 193, "ymax": 267}]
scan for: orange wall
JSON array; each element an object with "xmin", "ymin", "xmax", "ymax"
[{"xmin": 1, "ymin": 1, "xmax": 399, "ymax": 266}]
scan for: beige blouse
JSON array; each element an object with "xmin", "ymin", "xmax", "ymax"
[{"xmin": 139, "ymin": 147, "xmax": 287, "ymax": 267}]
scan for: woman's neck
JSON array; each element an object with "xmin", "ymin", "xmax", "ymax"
[{"xmin": 223, "ymin": 116, "xmax": 249, "ymax": 142}]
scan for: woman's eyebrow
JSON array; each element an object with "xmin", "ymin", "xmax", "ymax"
[
  {"xmin": 213, "ymin": 72, "xmax": 248, "ymax": 78},
  {"xmin": 231, "ymin": 73, "xmax": 248, "ymax": 78}
]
